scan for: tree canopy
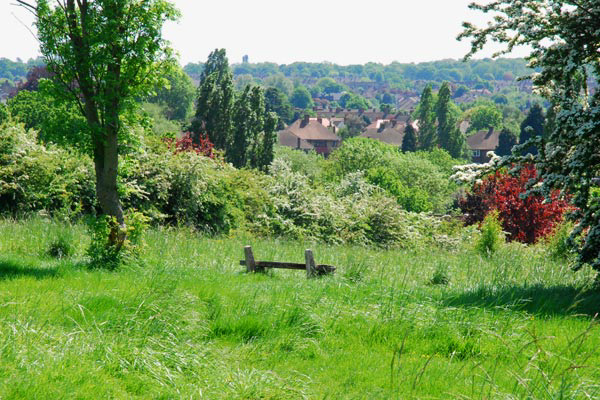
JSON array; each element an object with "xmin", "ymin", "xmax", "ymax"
[
  {"xmin": 21, "ymin": 0, "xmax": 179, "ymax": 229},
  {"xmin": 460, "ymin": 0, "xmax": 600, "ymax": 270}
]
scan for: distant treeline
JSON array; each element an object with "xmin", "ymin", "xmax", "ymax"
[
  {"xmin": 184, "ymin": 58, "xmax": 535, "ymax": 87},
  {"xmin": 0, "ymin": 57, "xmax": 44, "ymax": 82},
  {"xmin": 2, "ymin": 56, "xmax": 534, "ymax": 88}
]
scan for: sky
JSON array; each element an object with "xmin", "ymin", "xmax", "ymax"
[{"xmin": 0, "ymin": 0, "xmax": 530, "ymax": 66}]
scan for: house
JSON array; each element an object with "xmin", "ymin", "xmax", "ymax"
[
  {"xmin": 467, "ymin": 128, "xmax": 501, "ymax": 163},
  {"xmin": 277, "ymin": 116, "xmax": 341, "ymax": 156},
  {"xmin": 360, "ymin": 120, "xmax": 407, "ymax": 147}
]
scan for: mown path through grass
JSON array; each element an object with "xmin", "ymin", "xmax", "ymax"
[{"xmin": 0, "ymin": 219, "xmax": 599, "ymax": 398}]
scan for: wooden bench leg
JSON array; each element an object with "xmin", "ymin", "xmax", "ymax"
[
  {"xmin": 245, "ymin": 246, "xmax": 256, "ymax": 273},
  {"xmin": 305, "ymin": 249, "xmax": 316, "ymax": 278}
]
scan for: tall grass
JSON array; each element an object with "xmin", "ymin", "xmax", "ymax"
[{"xmin": 0, "ymin": 218, "xmax": 598, "ymax": 398}]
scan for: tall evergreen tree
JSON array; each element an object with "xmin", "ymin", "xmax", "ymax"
[
  {"xmin": 445, "ymin": 118, "xmax": 470, "ymax": 159},
  {"xmin": 519, "ymin": 103, "xmax": 545, "ymax": 155},
  {"xmin": 230, "ymin": 85, "xmax": 277, "ymax": 170},
  {"xmin": 258, "ymin": 112, "xmax": 278, "ymax": 171},
  {"xmin": 191, "ymin": 49, "xmax": 234, "ymax": 151},
  {"xmin": 435, "ymin": 82, "xmax": 453, "ymax": 150},
  {"xmin": 417, "ymin": 85, "xmax": 436, "ymax": 150},
  {"xmin": 495, "ymin": 128, "xmax": 518, "ymax": 156},
  {"xmin": 264, "ymin": 87, "xmax": 293, "ymax": 129},
  {"xmin": 402, "ymin": 123, "xmax": 417, "ymax": 152},
  {"xmin": 433, "ymin": 82, "xmax": 468, "ymax": 158}
]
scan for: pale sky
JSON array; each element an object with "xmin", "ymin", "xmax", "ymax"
[{"xmin": 1, "ymin": 0, "xmax": 530, "ymax": 65}]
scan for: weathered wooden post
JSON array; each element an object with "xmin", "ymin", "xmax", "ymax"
[
  {"xmin": 305, "ymin": 249, "xmax": 316, "ymax": 278},
  {"xmin": 245, "ymin": 246, "xmax": 256, "ymax": 273}
]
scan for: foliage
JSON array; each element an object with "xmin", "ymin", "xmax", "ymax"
[
  {"xmin": 273, "ymin": 146, "xmax": 324, "ymax": 182},
  {"xmin": 264, "ymin": 87, "xmax": 293, "ymax": 127},
  {"xmin": 141, "ymin": 102, "xmax": 182, "ymax": 137},
  {"xmin": 230, "ymin": 85, "xmax": 277, "ymax": 170},
  {"xmin": 267, "ymin": 160, "xmax": 444, "ymax": 247},
  {"xmin": 315, "ymin": 77, "xmax": 347, "ymax": 94},
  {"xmin": 545, "ymin": 219, "xmax": 576, "ymax": 261},
  {"xmin": 30, "ymin": 0, "xmax": 179, "ymax": 229},
  {"xmin": 495, "ymin": 128, "xmax": 518, "ymax": 157},
  {"xmin": 339, "ymin": 114, "xmax": 367, "ymax": 139},
  {"xmin": 461, "ymin": 0, "xmax": 600, "ymax": 270},
  {"xmin": 191, "ymin": 49, "xmax": 235, "ymax": 151},
  {"xmin": 519, "ymin": 103, "xmax": 544, "ymax": 156},
  {"xmin": 262, "ymin": 74, "xmax": 294, "ymax": 97},
  {"xmin": 0, "ymin": 57, "xmax": 44, "ymax": 80},
  {"xmin": 147, "ymin": 65, "xmax": 195, "ymax": 121},
  {"xmin": 327, "ymin": 138, "xmax": 458, "ymax": 212},
  {"xmin": 466, "ymin": 104, "xmax": 502, "ymax": 133},
  {"xmin": 366, "ymin": 167, "xmax": 433, "ymax": 212},
  {"xmin": 0, "ymin": 104, "xmax": 8, "ymax": 125},
  {"xmin": 164, "ymin": 132, "xmax": 214, "ymax": 158},
  {"xmin": 46, "ymin": 232, "xmax": 75, "ymax": 259},
  {"xmin": 339, "ymin": 92, "xmax": 370, "ymax": 110},
  {"xmin": 0, "ymin": 121, "xmax": 95, "ymax": 217},
  {"xmin": 476, "ymin": 210, "xmax": 504, "ymax": 257},
  {"xmin": 435, "ymin": 82, "xmax": 469, "ymax": 158},
  {"xmin": 459, "ymin": 165, "xmax": 571, "ymax": 244},
  {"xmin": 8, "ymin": 84, "xmax": 90, "ymax": 152},
  {"xmin": 417, "ymin": 85, "xmax": 436, "ymax": 150},
  {"xmin": 401, "ymin": 123, "xmax": 417, "ymax": 152},
  {"xmin": 429, "ymin": 263, "xmax": 450, "ymax": 285},
  {"xmin": 289, "ymin": 85, "xmax": 313, "ymax": 109},
  {"xmin": 87, "ymin": 211, "xmax": 149, "ymax": 270}
]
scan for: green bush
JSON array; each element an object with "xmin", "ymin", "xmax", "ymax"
[
  {"xmin": 87, "ymin": 211, "xmax": 148, "ymax": 270},
  {"xmin": 8, "ymin": 86, "xmax": 90, "ymax": 152},
  {"xmin": 0, "ymin": 122, "xmax": 95, "ymax": 217},
  {"xmin": 545, "ymin": 220, "xmax": 575, "ymax": 261},
  {"xmin": 429, "ymin": 263, "xmax": 450, "ymax": 285},
  {"xmin": 273, "ymin": 146, "xmax": 325, "ymax": 183},
  {"xmin": 46, "ymin": 233, "xmax": 75, "ymax": 259},
  {"xmin": 326, "ymin": 138, "xmax": 459, "ymax": 212},
  {"xmin": 366, "ymin": 166, "xmax": 433, "ymax": 212},
  {"xmin": 0, "ymin": 119, "xmax": 465, "ymax": 250},
  {"xmin": 476, "ymin": 211, "xmax": 504, "ymax": 257}
]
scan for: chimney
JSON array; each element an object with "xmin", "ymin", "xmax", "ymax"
[{"xmin": 301, "ymin": 114, "xmax": 310, "ymax": 127}]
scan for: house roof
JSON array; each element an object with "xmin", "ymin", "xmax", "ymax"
[
  {"xmin": 467, "ymin": 128, "xmax": 500, "ymax": 150},
  {"xmin": 282, "ymin": 119, "xmax": 341, "ymax": 142},
  {"xmin": 364, "ymin": 120, "xmax": 407, "ymax": 135},
  {"xmin": 360, "ymin": 127, "xmax": 405, "ymax": 146},
  {"xmin": 278, "ymin": 130, "xmax": 314, "ymax": 150}
]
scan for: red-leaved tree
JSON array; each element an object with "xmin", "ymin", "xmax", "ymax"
[{"xmin": 459, "ymin": 165, "xmax": 571, "ymax": 244}]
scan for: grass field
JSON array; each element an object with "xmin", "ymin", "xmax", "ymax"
[{"xmin": 1, "ymin": 218, "xmax": 599, "ymax": 399}]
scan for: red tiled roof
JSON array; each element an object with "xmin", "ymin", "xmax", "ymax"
[{"xmin": 282, "ymin": 119, "xmax": 341, "ymax": 142}]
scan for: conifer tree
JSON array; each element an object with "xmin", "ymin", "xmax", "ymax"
[
  {"xmin": 436, "ymin": 82, "xmax": 458, "ymax": 152},
  {"xmin": 230, "ymin": 85, "xmax": 277, "ymax": 170},
  {"xmin": 519, "ymin": 103, "xmax": 545, "ymax": 155},
  {"xmin": 495, "ymin": 128, "xmax": 517, "ymax": 157},
  {"xmin": 417, "ymin": 85, "xmax": 436, "ymax": 150},
  {"xmin": 191, "ymin": 49, "xmax": 234, "ymax": 151},
  {"xmin": 402, "ymin": 123, "xmax": 417, "ymax": 152}
]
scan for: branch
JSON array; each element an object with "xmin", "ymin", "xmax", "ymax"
[{"xmin": 14, "ymin": 0, "xmax": 37, "ymax": 13}]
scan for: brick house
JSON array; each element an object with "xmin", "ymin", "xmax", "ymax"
[
  {"xmin": 277, "ymin": 116, "xmax": 341, "ymax": 157},
  {"xmin": 467, "ymin": 128, "xmax": 501, "ymax": 163}
]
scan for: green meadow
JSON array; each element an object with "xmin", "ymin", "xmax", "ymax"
[{"xmin": 0, "ymin": 218, "xmax": 599, "ymax": 399}]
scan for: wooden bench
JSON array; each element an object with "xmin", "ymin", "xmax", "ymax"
[{"xmin": 240, "ymin": 246, "xmax": 335, "ymax": 278}]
